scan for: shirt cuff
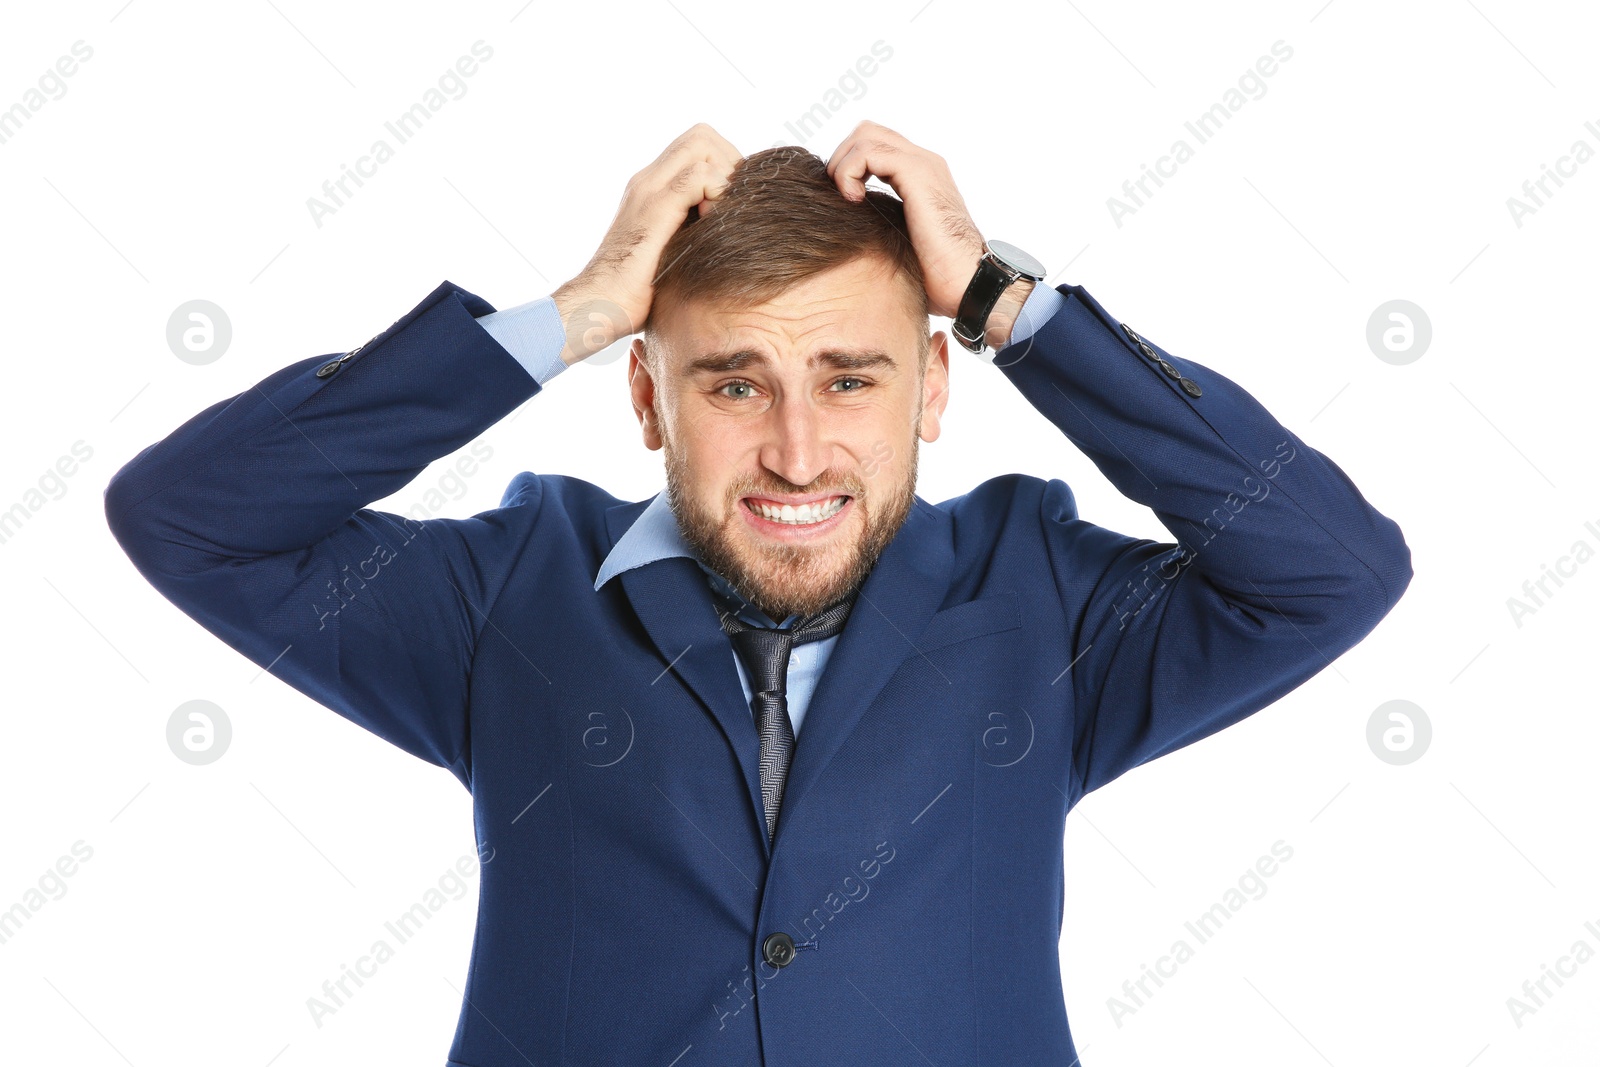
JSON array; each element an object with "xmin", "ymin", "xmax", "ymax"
[
  {"xmin": 475, "ymin": 296, "xmax": 569, "ymax": 386},
  {"xmin": 1004, "ymin": 282, "xmax": 1067, "ymax": 348}
]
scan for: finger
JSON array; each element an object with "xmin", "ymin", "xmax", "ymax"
[
  {"xmin": 697, "ymin": 164, "xmax": 736, "ymax": 216},
  {"xmin": 699, "ymin": 143, "xmax": 747, "ymax": 216},
  {"xmin": 829, "ymin": 143, "xmax": 865, "ymax": 199},
  {"xmin": 679, "ymin": 159, "xmax": 728, "ymax": 211},
  {"xmin": 653, "ymin": 123, "xmax": 740, "ymax": 181},
  {"xmin": 678, "ymin": 128, "xmax": 742, "ymax": 212},
  {"xmin": 832, "ymin": 138, "xmax": 917, "ymax": 203},
  {"xmin": 826, "ymin": 120, "xmax": 906, "ymax": 175},
  {"xmin": 689, "ymin": 122, "xmax": 743, "ymax": 162},
  {"xmin": 825, "ymin": 130, "xmax": 867, "ymax": 181},
  {"xmin": 645, "ymin": 130, "xmax": 742, "ymax": 218}
]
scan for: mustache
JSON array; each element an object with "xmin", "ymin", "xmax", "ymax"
[{"xmin": 731, "ymin": 474, "xmax": 865, "ymax": 501}]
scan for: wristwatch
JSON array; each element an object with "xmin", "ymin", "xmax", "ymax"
[{"xmin": 951, "ymin": 239, "xmax": 1047, "ymax": 353}]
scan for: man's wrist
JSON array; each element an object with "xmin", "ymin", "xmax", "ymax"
[
  {"xmin": 551, "ymin": 280, "xmax": 629, "ymax": 367},
  {"xmin": 982, "ymin": 278, "xmax": 1038, "ymax": 351}
]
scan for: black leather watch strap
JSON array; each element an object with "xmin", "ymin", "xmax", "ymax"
[
  {"xmin": 951, "ymin": 240, "xmax": 1046, "ymax": 354},
  {"xmin": 952, "ymin": 257, "xmax": 1013, "ymax": 353}
]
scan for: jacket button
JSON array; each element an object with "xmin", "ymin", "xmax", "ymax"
[
  {"xmin": 1121, "ymin": 322, "xmax": 1143, "ymax": 344},
  {"xmin": 762, "ymin": 932, "xmax": 796, "ymax": 968},
  {"xmin": 1180, "ymin": 377, "xmax": 1203, "ymax": 397},
  {"xmin": 315, "ymin": 359, "xmax": 343, "ymax": 378},
  {"xmin": 1156, "ymin": 359, "xmax": 1182, "ymax": 380},
  {"xmin": 1137, "ymin": 341, "xmax": 1157, "ymax": 360}
]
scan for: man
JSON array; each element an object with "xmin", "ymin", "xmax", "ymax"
[{"xmin": 105, "ymin": 120, "xmax": 1411, "ymax": 1066}]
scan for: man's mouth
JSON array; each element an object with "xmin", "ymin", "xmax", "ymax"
[{"xmin": 741, "ymin": 495, "xmax": 850, "ymax": 526}]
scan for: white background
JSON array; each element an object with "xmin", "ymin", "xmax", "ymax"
[{"xmin": 2, "ymin": 1, "xmax": 1595, "ymax": 1064}]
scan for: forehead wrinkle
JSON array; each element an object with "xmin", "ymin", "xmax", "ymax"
[{"xmin": 663, "ymin": 266, "xmax": 917, "ymax": 379}]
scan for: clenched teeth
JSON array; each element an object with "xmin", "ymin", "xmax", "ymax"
[{"xmin": 746, "ymin": 496, "xmax": 847, "ymax": 525}]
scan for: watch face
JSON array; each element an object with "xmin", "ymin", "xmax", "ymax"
[{"xmin": 986, "ymin": 239, "xmax": 1046, "ymax": 281}]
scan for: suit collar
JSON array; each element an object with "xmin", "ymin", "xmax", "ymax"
[
  {"xmin": 595, "ymin": 489, "xmax": 794, "ymax": 626},
  {"xmin": 600, "ymin": 491, "xmax": 953, "ymax": 861}
]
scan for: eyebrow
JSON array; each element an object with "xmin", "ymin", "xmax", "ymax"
[{"xmin": 683, "ymin": 348, "xmax": 897, "ymax": 377}]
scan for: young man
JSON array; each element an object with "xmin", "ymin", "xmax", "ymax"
[{"xmin": 106, "ymin": 121, "xmax": 1410, "ymax": 1066}]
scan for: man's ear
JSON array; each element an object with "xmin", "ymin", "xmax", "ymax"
[
  {"xmin": 919, "ymin": 330, "xmax": 951, "ymax": 444},
  {"xmin": 628, "ymin": 336, "xmax": 664, "ymax": 451}
]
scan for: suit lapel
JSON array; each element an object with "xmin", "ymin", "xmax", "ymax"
[
  {"xmin": 604, "ymin": 499, "xmax": 768, "ymax": 843},
  {"xmin": 778, "ymin": 497, "xmax": 951, "ymax": 836},
  {"xmin": 602, "ymin": 494, "xmax": 953, "ymax": 856}
]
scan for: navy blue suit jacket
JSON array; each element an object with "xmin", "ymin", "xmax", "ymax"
[{"xmin": 104, "ymin": 279, "xmax": 1411, "ymax": 1066}]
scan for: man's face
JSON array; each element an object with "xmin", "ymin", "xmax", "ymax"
[{"xmin": 628, "ymin": 255, "xmax": 950, "ymax": 622}]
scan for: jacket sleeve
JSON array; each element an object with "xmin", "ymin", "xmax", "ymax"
[
  {"xmin": 103, "ymin": 281, "xmax": 543, "ymax": 790},
  {"xmin": 993, "ymin": 283, "xmax": 1412, "ymax": 801}
]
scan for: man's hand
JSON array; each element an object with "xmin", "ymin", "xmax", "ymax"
[
  {"xmin": 823, "ymin": 120, "xmax": 993, "ymax": 324},
  {"xmin": 552, "ymin": 123, "xmax": 743, "ymax": 366}
]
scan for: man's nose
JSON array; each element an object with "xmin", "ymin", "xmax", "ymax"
[{"xmin": 758, "ymin": 392, "xmax": 830, "ymax": 488}]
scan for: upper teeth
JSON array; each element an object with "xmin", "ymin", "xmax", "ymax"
[{"xmin": 748, "ymin": 496, "xmax": 846, "ymax": 524}]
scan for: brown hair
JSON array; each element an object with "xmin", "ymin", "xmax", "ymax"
[{"xmin": 641, "ymin": 145, "xmax": 930, "ymax": 372}]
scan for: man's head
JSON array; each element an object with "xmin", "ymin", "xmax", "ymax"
[{"xmin": 627, "ymin": 146, "xmax": 950, "ymax": 622}]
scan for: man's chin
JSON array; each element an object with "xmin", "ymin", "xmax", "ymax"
[{"xmin": 727, "ymin": 544, "xmax": 861, "ymax": 620}]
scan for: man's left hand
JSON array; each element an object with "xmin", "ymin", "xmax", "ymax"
[{"xmin": 823, "ymin": 120, "xmax": 989, "ymax": 322}]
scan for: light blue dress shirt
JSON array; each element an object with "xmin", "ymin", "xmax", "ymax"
[{"xmin": 473, "ymin": 281, "xmax": 1067, "ymax": 739}]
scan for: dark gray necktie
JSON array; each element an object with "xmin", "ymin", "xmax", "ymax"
[{"xmin": 714, "ymin": 591, "xmax": 855, "ymax": 844}]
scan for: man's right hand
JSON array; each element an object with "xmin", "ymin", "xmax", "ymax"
[{"xmin": 551, "ymin": 123, "xmax": 744, "ymax": 367}]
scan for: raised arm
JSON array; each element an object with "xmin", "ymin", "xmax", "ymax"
[
  {"xmin": 995, "ymin": 282, "xmax": 1410, "ymax": 798},
  {"xmin": 104, "ymin": 123, "xmax": 746, "ymax": 789},
  {"xmin": 822, "ymin": 119, "xmax": 1411, "ymax": 801},
  {"xmin": 103, "ymin": 282, "xmax": 546, "ymax": 788}
]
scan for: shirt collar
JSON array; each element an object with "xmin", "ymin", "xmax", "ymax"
[{"xmin": 594, "ymin": 489, "xmax": 797, "ymax": 627}]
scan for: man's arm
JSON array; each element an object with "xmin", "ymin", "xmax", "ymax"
[
  {"xmin": 103, "ymin": 282, "xmax": 547, "ymax": 789},
  {"xmin": 994, "ymin": 282, "xmax": 1412, "ymax": 800},
  {"xmin": 104, "ymin": 124, "xmax": 745, "ymax": 790},
  {"xmin": 820, "ymin": 119, "xmax": 1410, "ymax": 800}
]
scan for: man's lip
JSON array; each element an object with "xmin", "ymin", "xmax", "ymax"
[{"xmin": 741, "ymin": 492, "xmax": 851, "ymax": 507}]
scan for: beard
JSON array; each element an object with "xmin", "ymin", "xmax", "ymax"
[{"xmin": 661, "ymin": 416, "xmax": 921, "ymax": 622}]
